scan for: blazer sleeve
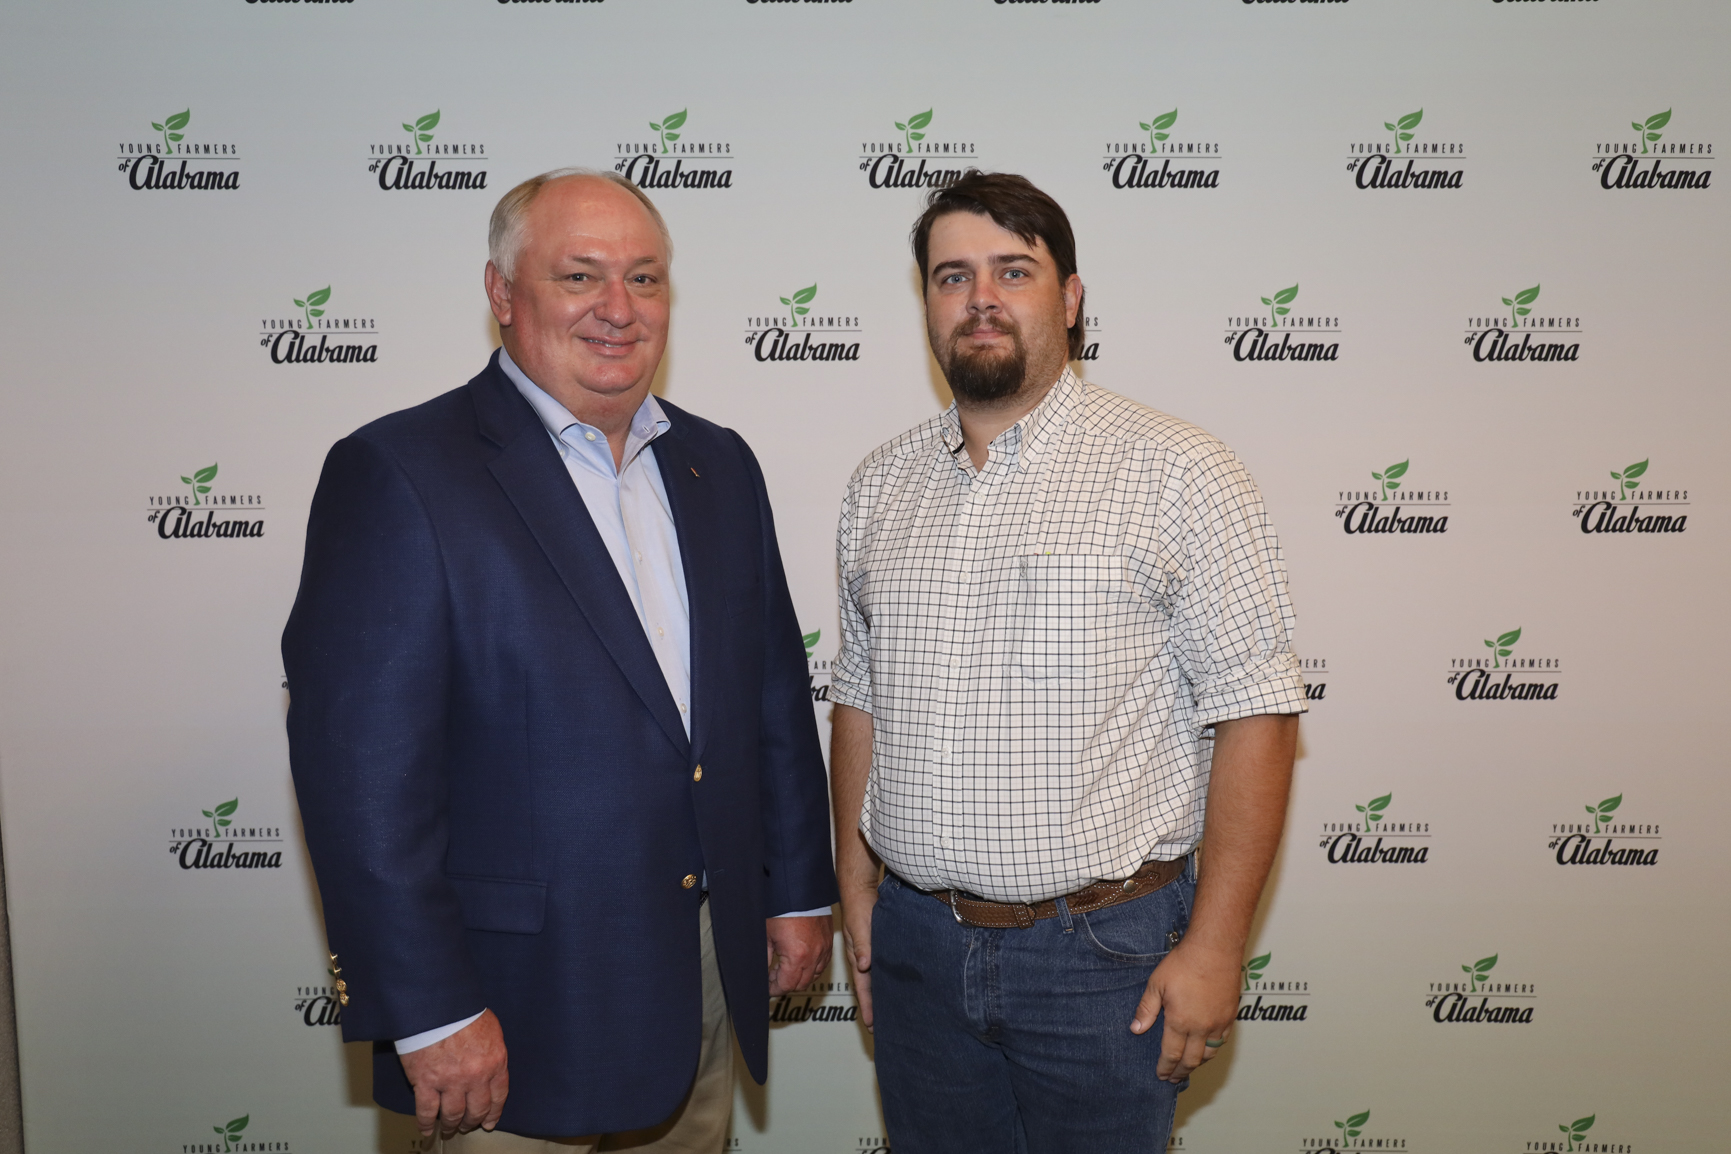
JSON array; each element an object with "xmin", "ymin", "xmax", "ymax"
[
  {"xmin": 282, "ymin": 434, "xmax": 486, "ymax": 1043},
  {"xmin": 733, "ymin": 431, "xmax": 841, "ymax": 917}
]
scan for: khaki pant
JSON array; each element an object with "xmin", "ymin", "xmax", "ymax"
[{"xmin": 442, "ymin": 902, "xmax": 733, "ymax": 1154}]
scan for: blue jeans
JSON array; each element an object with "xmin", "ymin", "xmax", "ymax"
[{"xmin": 872, "ymin": 860, "xmax": 1196, "ymax": 1154}]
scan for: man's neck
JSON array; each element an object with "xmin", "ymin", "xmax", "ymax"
[
  {"xmin": 955, "ymin": 367, "xmax": 1066, "ymax": 471},
  {"xmin": 502, "ymin": 341, "xmax": 649, "ymax": 471}
]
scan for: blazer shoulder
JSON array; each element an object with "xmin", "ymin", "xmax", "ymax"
[
  {"xmin": 346, "ymin": 384, "xmax": 475, "ymax": 449},
  {"xmin": 657, "ymin": 398, "xmax": 755, "ymax": 467}
]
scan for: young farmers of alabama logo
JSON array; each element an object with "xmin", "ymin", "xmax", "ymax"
[
  {"xmin": 146, "ymin": 464, "xmax": 265, "ymax": 540},
  {"xmin": 260, "ymin": 285, "xmax": 380, "ymax": 364},
  {"xmin": 1295, "ymin": 1109, "xmax": 1411, "ymax": 1154},
  {"xmin": 1225, "ymin": 283, "xmax": 1340, "ymax": 362},
  {"xmin": 1447, "ymin": 628, "xmax": 1560, "ymax": 701},
  {"xmin": 1335, "ymin": 458, "xmax": 1449, "ymax": 536},
  {"xmin": 1425, "ymin": 952, "xmax": 1535, "ymax": 1023},
  {"xmin": 1465, "ymin": 283, "xmax": 1582, "ymax": 363},
  {"xmin": 860, "ymin": 108, "xmax": 979, "ymax": 190},
  {"xmin": 1593, "ymin": 108, "xmax": 1713, "ymax": 190},
  {"xmin": 1347, "ymin": 108, "xmax": 1465, "ymax": 189},
  {"xmin": 1238, "ymin": 950, "xmax": 1309, "ymax": 1022},
  {"xmin": 615, "ymin": 109, "xmax": 733, "ymax": 189},
  {"xmin": 1319, "ymin": 793, "xmax": 1430, "ymax": 864},
  {"xmin": 116, "ymin": 108, "xmax": 239, "ymax": 190},
  {"xmin": 367, "ymin": 110, "xmax": 490, "ymax": 191},
  {"xmin": 1101, "ymin": 109, "xmax": 1221, "ymax": 190},
  {"xmin": 770, "ymin": 975, "xmax": 861, "ymax": 1024},
  {"xmin": 745, "ymin": 285, "xmax": 861, "ymax": 363},
  {"xmin": 294, "ymin": 982, "xmax": 345, "ymax": 1027},
  {"xmin": 1573, "ymin": 458, "xmax": 1688, "ymax": 535},
  {"xmin": 1523, "ymin": 1111, "xmax": 1636, "ymax": 1153},
  {"xmin": 169, "ymin": 798, "xmax": 284, "ymax": 870},
  {"xmin": 183, "ymin": 1111, "xmax": 293, "ymax": 1153},
  {"xmin": 1549, "ymin": 794, "xmax": 1660, "ymax": 867}
]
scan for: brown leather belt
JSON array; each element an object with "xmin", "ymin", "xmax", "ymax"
[{"xmin": 926, "ymin": 857, "xmax": 1188, "ymax": 929}]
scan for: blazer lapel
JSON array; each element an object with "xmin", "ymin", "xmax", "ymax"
[
  {"xmin": 470, "ymin": 362, "xmax": 691, "ymax": 759},
  {"xmin": 648, "ymin": 428, "xmax": 726, "ymax": 763}
]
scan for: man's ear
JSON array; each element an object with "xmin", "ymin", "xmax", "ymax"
[
  {"xmin": 484, "ymin": 261, "xmax": 514, "ymax": 328},
  {"xmin": 1062, "ymin": 273, "xmax": 1083, "ymax": 330}
]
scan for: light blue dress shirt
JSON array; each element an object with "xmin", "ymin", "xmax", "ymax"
[{"xmin": 395, "ymin": 348, "xmax": 824, "ymax": 1056}]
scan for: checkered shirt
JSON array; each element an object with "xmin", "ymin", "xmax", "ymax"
[{"xmin": 831, "ymin": 370, "xmax": 1306, "ymax": 903}]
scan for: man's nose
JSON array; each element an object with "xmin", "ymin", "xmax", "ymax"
[
  {"xmin": 594, "ymin": 276, "xmax": 635, "ymax": 329},
  {"xmin": 967, "ymin": 278, "xmax": 1003, "ymax": 314}
]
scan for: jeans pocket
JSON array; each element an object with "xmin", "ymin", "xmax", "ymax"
[{"xmin": 1077, "ymin": 882, "xmax": 1191, "ymax": 964}]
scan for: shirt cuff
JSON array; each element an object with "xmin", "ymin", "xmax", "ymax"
[
  {"xmin": 395, "ymin": 1010, "xmax": 485, "ymax": 1055},
  {"xmin": 772, "ymin": 907, "xmax": 834, "ymax": 918}
]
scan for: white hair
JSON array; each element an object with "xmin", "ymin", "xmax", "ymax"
[{"xmin": 487, "ymin": 167, "xmax": 673, "ymax": 281}]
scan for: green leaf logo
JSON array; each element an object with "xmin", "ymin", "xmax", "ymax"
[
  {"xmin": 1370, "ymin": 459, "xmax": 1409, "ymax": 502},
  {"xmin": 1382, "ymin": 108, "xmax": 1422, "ymax": 153},
  {"xmin": 1460, "ymin": 953, "xmax": 1498, "ymax": 991},
  {"xmin": 1353, "ymin": 793, "xmax": 1392, "ymax": 831},
  {"xmin": 402, "ymin": 110, "xmax": 439, "ymax": 155},
  {"xmin": 1242, "ymin": 950, "xmax": 1270, "ymax": 990},
  {"xmin": 802, "ymin": 629, "xmax": 821, "ymax": 659},
  {"xmin": 212, "ymin": 1115, "xmax": 249, "ymax": 1153},
  {"xmin": 894, "ymin": 108, "xmax": 933, "ymax": 153},
  {"xmin": 180, "ymin": 463, "xmax": 218, "ymax": 507},
  {"xmin": 1559, "ymin": 1115, "xmax": 1596, "ymax": 1152},
  {"xmin": 200, "ymin": 797, "xmax": 239, "ymax": 838},
  {"xmin": 1609, "ymin": 458, "xmax": 1648, "ymax": 501},
  {"xmin": 1482, "ymin": 627, "xmax": 1521, "ymax": 669},
  {"xmin": 1257, "ymin": 284, "xmax": 1298, "ymax": 328},
  {"xmin": 1333, "ymin": 1110, "xmax": 1370, "ymax": 1143},
  {"xmin": 293, "ymin": 286, "xmax": 332, "ymax": 328},
  {"xmin": 1498, "ymin": 284, "xmax": 1540, "ymax": 327},
  {"xmin": 1632, "ymin": 108, "xmax": 1670, "ymax": 153},
  {"xmin": 151, "ymin": 109, "xmax": 191, "ymax": 153},
  {"xmin": 1585, "ymin": 793, "xmax": 1622, "ymax": 834},
  {"xmin": 777, "ymin": 284, "xmax": 819, "ymax": 324},
  {"xmin": 1140, "ymin": 108, "xmax": 1178, "ymax": 149},
  {"xmin": 651, "ymin": 108, "xmax": 688, "ymax": 154}
]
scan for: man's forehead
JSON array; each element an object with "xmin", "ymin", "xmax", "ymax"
[
  {"xmin": 527, "ymin": 183, "xmax": 664, "ymax": 262},
  {"xmin": 928, "ymin": 211, "xmax": 1049, "ymax": 262}
]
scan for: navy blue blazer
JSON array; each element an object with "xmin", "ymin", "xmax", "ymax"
[{"xmin": 283, "ymin": 353, "xmax": 837, "ymax": 1136}]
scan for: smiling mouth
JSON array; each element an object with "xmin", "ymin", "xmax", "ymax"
[{"xmin": 583, "ymin": 336, "xmax": 635, "ymax": 352}]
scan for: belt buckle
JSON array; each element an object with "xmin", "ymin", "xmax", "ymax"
[{"xmin": 948, "ymin": 890, "xmax": 965, "ymax": 924}]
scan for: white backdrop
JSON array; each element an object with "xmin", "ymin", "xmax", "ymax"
[{"xmin": 1, "ymin": 1, "xmax": 1727, "ymax": 1151}]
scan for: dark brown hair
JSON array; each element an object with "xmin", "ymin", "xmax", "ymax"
[{"xmin": 911, "ymin": 170, "xmax": 1085, "ymax": 359}]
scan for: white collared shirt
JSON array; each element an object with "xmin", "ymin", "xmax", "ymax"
[{"xmin": 832, "ymin": 370, "xmax": 1307, "ymax": 904}]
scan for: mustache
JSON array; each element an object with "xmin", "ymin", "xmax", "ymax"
[{"xmin": 951, "ymin": 314, "xmax": 1021, "ymax": 342}]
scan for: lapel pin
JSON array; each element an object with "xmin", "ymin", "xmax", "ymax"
[{"xmin": 690, "ymin": 467, "xmax": 700, "ymax": 478}]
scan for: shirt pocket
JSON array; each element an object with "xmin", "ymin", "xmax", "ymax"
[{"xmin": 1010, "ymin": 552, "xmax": 1141, "ymax": 681}]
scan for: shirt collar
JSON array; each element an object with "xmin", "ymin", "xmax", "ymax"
[
  {"xmin": 497, "ymin": 345, "xmax": 670, "ymax": 473},
  {"xmin": 938, "ymin": 367, "xmax": 1081, "ymax": 468}
]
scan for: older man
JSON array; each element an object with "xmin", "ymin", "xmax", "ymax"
[
  {"xmin": 830, "ymin": 171, "xmax": 1306, "ymax": 1153},
  {"xmin": 284, "ymin": 168, "xmax": 837, "ymax": 1150}
]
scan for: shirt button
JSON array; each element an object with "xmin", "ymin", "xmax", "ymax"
[
  {"xmin": 939, "ymin": 836, "xmax": 953, "ymax": 849},
  {"xmin": 681, "ymin": 874, "xmax": 697, "ymax": 889},
  {"xmin": 948, "ymin": 656, "xmax": 960, "ymax": 668},
  {"xmin": 693, "ymin": 764, "xmax": 703, "ymax": 782},
  {"xmin": 679, "ymin": 702, "xmax": 688, "ymax": 713},
  {"xmin": 584, "ymin": 431, "xmax": 597, "ymax": 442},
  {"xmin": 657, "ymin": 626, "xmax": 666, "ymax": 638}
]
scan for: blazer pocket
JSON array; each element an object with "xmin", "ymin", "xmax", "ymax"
[{"xmin": 448, "ymin": 874, "xmax": 547, "ymax": 934}]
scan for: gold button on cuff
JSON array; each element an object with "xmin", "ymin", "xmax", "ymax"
[
  {"xmin": 693, "ymin": 764, "xmax": 703, "ymax": 782},
  {"xmin": 681, "ymin": 874, "xmax": 697, "ymax": 889}
]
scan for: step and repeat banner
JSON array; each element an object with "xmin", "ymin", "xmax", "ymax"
[{"xmin": 0, "ymin": 1, "xmax": 1726, "ymax": 1151}]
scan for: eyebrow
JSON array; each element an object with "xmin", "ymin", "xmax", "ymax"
[
  {"xmin": 931, "ymin": 253, "xmax": 1040, "ymax": 277},
  {"xmin": 556, "ymin": 253, "xmax": 666, "ymax": 270}
]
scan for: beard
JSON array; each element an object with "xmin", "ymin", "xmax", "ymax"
[{"xmin": 938, "ymin": 315, "xmax": 1029, "ymax": 404}]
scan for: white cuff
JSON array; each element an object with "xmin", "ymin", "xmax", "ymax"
[
  {"xmin": 395, "ymin": 1010, "xmax": 485, "ymax": 1055},
  {"xmin": 772, "ymin": 907, "xmax": 834, "ymax": 919}
]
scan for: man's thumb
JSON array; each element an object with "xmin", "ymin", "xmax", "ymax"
[{"xmin": 1130, "ymin": 980, "xmax": 1162, "ymax": 1035}]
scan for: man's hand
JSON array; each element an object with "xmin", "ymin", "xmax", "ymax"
[
  {"xmin": 838, "ymin": 884, "xmax": 877, "ymax": 1030},
  {"xmin": 767, "ymin": 915, "xmax": 834, "ymax": 996},
  {"xmin": 399, "ymin": 1009, "xmax": 509, "ymax": 1138},
  {"xmin": 1130, "ymin": 939, "xmax": 1240, "ymax": 1082}
]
